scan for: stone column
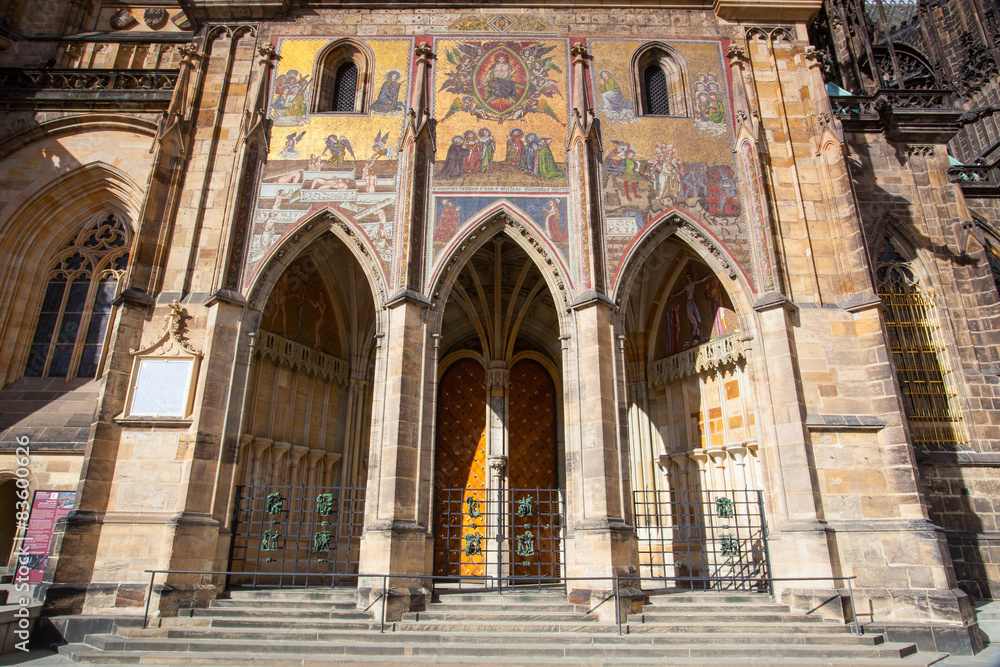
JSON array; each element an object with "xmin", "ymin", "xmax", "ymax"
[
  {"xmin": 306, "ymin": 448, "xmax": 325, "ymax": 489},
  {"xmin": 269, "ymin": 442, "xmax": 291, "ymax": 487},
  {"xmin": 289, "ymin": 445, "xmax": 309, "ymax": 488},
  {"xmin": 725, "ymin": 443, "xmax": 749, "ymax": 491},
  {"xmin": 250, "ymin": 438, "xmax": 272, "ymax": 487},
  {"xmin": 358, "ymin": 293, "xmax": 433, "ymax": 620},
  {"xmin": 563, "ymin": 295, "xmax": 638, "ymax": 621},
  {"xmin": 321, "ymin": 453, "xmax": 341, "ymax": 488}
]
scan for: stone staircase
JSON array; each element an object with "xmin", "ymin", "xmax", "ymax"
[{"xmin": 56, "ymin": 588, "xmax": 950, "ymax": 665}]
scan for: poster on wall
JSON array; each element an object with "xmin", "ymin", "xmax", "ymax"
[{"xmin": 18, "ymin": 490, "xmax": 76, "ymax": 583}]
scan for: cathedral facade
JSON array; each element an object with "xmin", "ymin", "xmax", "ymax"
[{"xmin": 1, "ymin": 0, "xmax": 1000, "ymax": 655}]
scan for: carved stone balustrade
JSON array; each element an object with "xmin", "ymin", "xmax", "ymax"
[
  {"xmin": 828, "ymin": 88, "xmax": 962, "ymax": 142},
  {"xmin": 0, "ymin": 68, "xmax": 178, "ymax": 109}
]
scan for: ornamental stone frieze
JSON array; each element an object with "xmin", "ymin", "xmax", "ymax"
[
  {"xmin": 646, "ymin": 333, "xmax": 746, "ymax": 387},
  {"xmin": 255, "ymin": 329, "xmax": 349, "ymax": 386}
]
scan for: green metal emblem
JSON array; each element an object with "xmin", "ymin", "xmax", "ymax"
[
  {"xmin": 516, "ymin": 529, "xmax": 535, "ymax": 560},
  {"xmin": 720, "ymin": 534, "xmax": 739, "ymax": 557},
  {"xmin": 516, "ymin": 495, "xmax": 534, "ymax": 517},
  {"xmin": 316, "ymin": 493, "xmax": 335, "ymax": 516},
  {"xmin": 265, "ymin": 492, "xmax": 284, "ymax": 525},
  {"xmin": 465, "ymin": 496, "xmax": 482, "ymax": 518},
  {"xmin": 715, "ymin": 496, "xmax": 734, "ymax": 519},
  {"xmin": 313, "ymin": 531, "xmax": 332, "ymax": 553},
  {"xmin": 464, "ymin": 532, "xmax": 483, "ymax": 556},
  {"xmin": 262, "ymin": 529, "xmax": 279, "ymax": 556}
]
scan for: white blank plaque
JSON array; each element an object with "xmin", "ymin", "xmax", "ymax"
[{"xmin": 129, "ymin": 357, "xmax": 194, "ymax": 417}]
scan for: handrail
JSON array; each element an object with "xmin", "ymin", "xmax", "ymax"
[{"xmin": 140, "ymin": 568, "xmax": 860, "ymax": 636}]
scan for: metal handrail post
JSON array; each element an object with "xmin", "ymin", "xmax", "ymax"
[
  {"xmin": 847, "ymin": 577, "xmax": 860, "ymax": 635},
  {"xmin": 142, "ymin": 570, "xmax": 155, "ymax": 629},
  {"xmin": 380, "ymin": 574, "xmax": 387, "ymax": 633},
  {"xmin": 615, "ymin": 576, "xmax": 622, "ymax": 636}
]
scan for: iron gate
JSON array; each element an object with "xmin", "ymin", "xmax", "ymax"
[
  {"xmin": 228, "ymin": 484, "xmax": 365, "ymax": 587},
  {"xmin": 434, "ymin": 487, "xmax": 564, "ymax": 585},
  {"xmin": 633, "ymin": 488, "xmax": 770, "ymax": 590}
]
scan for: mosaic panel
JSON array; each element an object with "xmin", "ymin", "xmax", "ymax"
[
  {"xmin": 260, "ymin": 255, "xmax": 341, "ymax": 357},
  {"xmin": 242, "ymin": 37, "xmax": 413, "ymax": 291},
  {"xmin": 431, "ymin": 196, "xmax": 569, "ymax": 263},
  {"xmin": 429, "ymin": 38, "xmax": 571, "ymax": 280},
  {"xmin": 588, "ymin": 39, "xmax": 753, "ymax": 290},
  {"xmin": 654, "ymin": 260, "xmax": 740, "ymax": 357}
]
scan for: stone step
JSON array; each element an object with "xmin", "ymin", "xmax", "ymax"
[
  {"xmin": 639, "ymin": 602, "xmax": 793, "ymax": 613},
  {"xmin": 76, "ymin": 635, "xmax": 922, "ymax": 660},
  {"xmin": 209, "ymin": 598, "xmax": 359, "ymax": 610},
  {"xmin": 429, "ymin": 591, "xmax": 570, "ymax": 604},
  {"xmin": 57, "ymin": 643, "xmax": 949, "ymax": 666},
  {"xmin": 226, "ymin": 588, "xmax": 359, "ymax": 601},
  {"xmin": 630, "ymin": 611, "xmax": 824, "ymax": 623},
  {"xmin": 402, "ymin": 610, "xmax": 600, "ymax": 622},
  {"xmin": 190, "ymin": 606, "xmax": 372, "ymax": 619},
  {"xmin": 154, "ymin": 627, "xmax": 885, "ymax": 647},
  {"xmin": 414, "ymin": 601, "xmax": 583, "ymax": 613},
  {"xmin": 194, "ymin": 615, "xmax": 856, "ymax": 635}
]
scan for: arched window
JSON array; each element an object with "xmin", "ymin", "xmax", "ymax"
[
  {"xmin": 24, "ymin": 213, "xmax": 130, "ymax": 380},
  {"xmin": 634, "ymin": 45, "xmax": 689, "ymax": 117},
  {"xmin": 875, "ymin": 237, "xmax": 967, "ymax": 449},
  {"xmin": 315, "ymin": 42, "xmax": 370, "ymax": 113}
]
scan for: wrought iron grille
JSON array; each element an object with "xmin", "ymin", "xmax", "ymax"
[
  {"xmin": 332, "ymin": 62, "xmax": 358, "ymax": 112},
  {"xmin": 876, "ymin": 239, "xmax": 968, "ymax": 449},
  {"xmin": 228, "ymin": 484, "xmax": 365, "ymax": 587},
  {"xmin": 643, "ymin": 65, "xmax": 670, "ymax": 115},
  {"xmin": 633, "ymin": 489, "xmax": 770, "ymax": 591},
  {"xmin": 434, "ymin": 487, "xmax": 564, "ymax": 585}
]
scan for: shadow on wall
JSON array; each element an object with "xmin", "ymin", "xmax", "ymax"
[
  {"xmin": 0, "ymin": 377, "xmax": 100, "ymax": 451},
  {"xmin": 850, "ymin": 152, "xmax": 995, "ymax": 600}
]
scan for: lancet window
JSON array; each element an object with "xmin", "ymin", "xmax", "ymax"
[
  {"xmin": 875, "ymin": 237, "xmax": 967, "ymax": 449},
  {"xmin": 24, "ymin": 213, "xmax": 130, "ymax": 379},
  {"xmin": 315, "ymin": 42, "xmax": 369, "ymax": 113},
  {"xmin": 634, "ymin": 45, "xmax": 689, "ymax": 117}
]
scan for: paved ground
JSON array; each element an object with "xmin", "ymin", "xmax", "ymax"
[{"xmin": 2, "ymin": 644, "xmax": 999, "ymax": 667}]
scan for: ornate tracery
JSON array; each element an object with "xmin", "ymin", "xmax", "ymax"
[{"xmin": 24, "ymin": 212, "xmax": 130, "ymax": 379}]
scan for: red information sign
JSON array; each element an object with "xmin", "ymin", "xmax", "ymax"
[{"xmin": 18, "ymin": 490, "xmax": 76, "ymax": 583}]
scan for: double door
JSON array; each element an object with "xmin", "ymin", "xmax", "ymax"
[{"xmin": 433, "ymin": 358, "xmax": 562, "ymax": 583}]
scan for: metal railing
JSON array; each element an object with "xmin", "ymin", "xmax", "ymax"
[
  {"xmin": 634, "ymin": 489, "xmax": 771, "ymax": 591},
  {"xmin": 228, "ymin": 484, "xmax": 365, "ymax": 588},
  {"xmin": 140, "ymin": 568, "xmax": 860, "ymax": 637},
  {"xmin": 433, "ymin": 487, "xmax": 564, "ymax": 582}
]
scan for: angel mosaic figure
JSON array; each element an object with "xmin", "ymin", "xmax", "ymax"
[{"xmin": 322, "ymin": 135, "xmax": 355, "ymax": 165}]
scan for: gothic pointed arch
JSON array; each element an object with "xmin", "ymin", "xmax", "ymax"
[
  {"xmin": 428, "ymin": 208, "xmax": 573, "ymax": 333},
  {"xmin": 246, "ymin": 209, "xmax": 390, "ymax": 315},
  {"xmin": 612, "ymin": 211, "xmax": 753, "ymax": 323},
  {"xmin": 615, "ymin": 219, "xmax": 763, "ymax": 589},
  {"xmin": 872, "ymin": 234, "xmax": 969, "ymax": 451},
  {"xmin": 0, "ymin": 163, "xmax": 143, "ymax": 384}
]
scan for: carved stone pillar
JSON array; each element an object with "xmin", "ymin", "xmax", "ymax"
[
  {"xmin": 706, "ymin": 447, "xmax": 728, "ymax": 490},
  {"xmin": 250, "ymin": 437, "xmax": 273, "ymax": 487},
  {"xmin": 289, "ymin": 445, "xmax": 309, "ymax": 487},
  {"xmin": 269, "ymin": 441, "xmax": 291, "ymax": 487},
  {"xmin": 306, "ymin": 448, "xmax": 325, "ymax": 488},
  {"xmin": 726, "ymin": 443, "xmax": 749, "ymax": 490},
  {"xmin": 563, "ymin": 295, "xmax": 638, "ymax": 621},
  {"xmin": 485, "ymin": 360, "xmax": 509, "ymax": 481},
  {"xmin": 321, "ymin": 453, "xmax": 341, "ymax": 487},
  {"xmin": 358, "ymin": 293, "xmax": 433, "ymax": 620}
]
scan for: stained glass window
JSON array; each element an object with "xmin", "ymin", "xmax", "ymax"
[{"xmin": 25, "ymin": 213, "xmax": 130, "ymax": 379}]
